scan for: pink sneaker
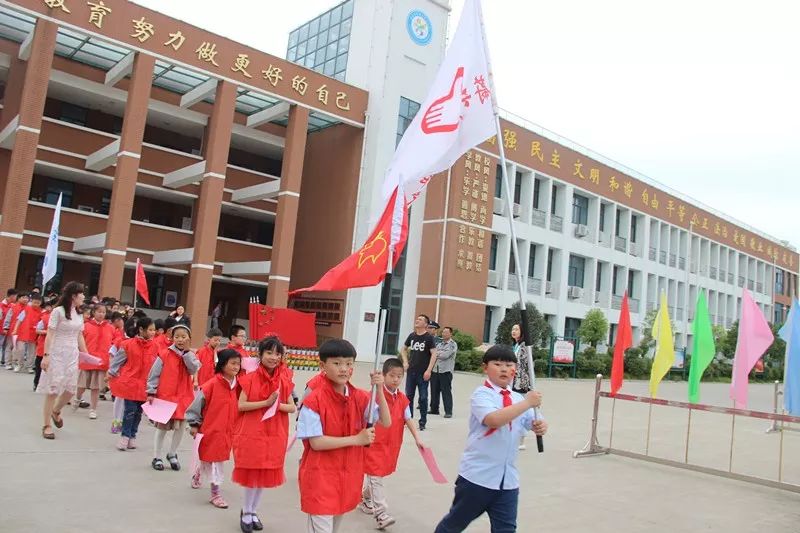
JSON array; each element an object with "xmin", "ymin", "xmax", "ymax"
[
  {"xmin": 127, "ymin": 438, "xmax": 137, "ymax": 449},
  {"xmin": 116, "ymin": 437, "xmax": 129, "ymax": 451}
]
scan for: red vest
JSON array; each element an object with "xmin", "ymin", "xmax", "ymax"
[
  {"xmin": 232, "ymin": 364, "xmax": 294, "ymax": 470},
  {"xmin": 299, "ymin": 378, "xmax": 370, "ymax": 515},
  {"xmin": 36, "ymin": 311, "xmax": 50, "ymax": 356},
  {"xmin": 5, "ymin": 302, "xmax": 24, "ymax": 333},
  {"xmin": 16, "ymin": 305, "xmax": 42, "ymax": 343},
  {"xmin": 195, "ymin": 345, "xmax": 216, "ymax": 386},
  {"xmin": 110, "ymin": 336, "xmax": 158, "ymax": 402},
  {"xmin": 153, "ymin": 346, "xmax": 196, "ymax": 420},
  {"xmin": 364, "ymin": 388, "xmax": 409, "ymax": 477},
  {"xmin": 198, "ymin": 374, "xmax": 240, "ymax": 463},
  {"xmin": 81, "ymin": 319, "xmax": 114, "ymax": 371},
  {"xmin": 111, "ymin": 328, "xmax": 126, "ymax": 349},
  {"xmin": 0, "ymin": 299, "xmax": 10, "ymax": 322},
  {"xmin": 154, "ymin": 333, "xmax": 170, "ymax": 352},
  {"xmin": 306, "ymin": 372, "xmax": 326, "ymax": 392}
]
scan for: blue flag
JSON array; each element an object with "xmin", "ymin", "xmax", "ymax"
[{"xmin": 779, "ymin": 298, "xmax": 800, "ymax": 416}]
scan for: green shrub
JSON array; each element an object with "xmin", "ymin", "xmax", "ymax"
[
  {"xmin": 455, "ymin": 349, "xmax": 484, "ymax": 372},
  {"xmin": 452, "ymin": 329, "xmax": 476, "ymax": 352}
]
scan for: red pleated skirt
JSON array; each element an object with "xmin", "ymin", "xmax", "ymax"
[{"xmin": 232, "ymin": 466, "xmax": 286, "ymax": 488}]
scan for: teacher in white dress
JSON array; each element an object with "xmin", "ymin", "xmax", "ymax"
[{"xmin": 40, "ymin": 282, "xmax": 89, "ymax": 440}]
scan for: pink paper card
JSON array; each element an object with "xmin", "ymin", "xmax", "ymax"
[
  {"xmin": 190, "ymin": 433, "xmax": 203, "ymax": 474},
  {"xmin": 241, "ymin": 357, "xmax": 260, "ymax": 373},
  {"xmin": 419, "ymin": 446, "xmax": 448, "ymax": 484},
  {"xmin": 287, "ymin": 434, "xmax": 297, "ymax": 452},
  {"xmin": 261, "ymin": 388, "xmax": 280, "ymax": 421},
  {"xmin": 141, "ymin": 398, "xmax": 178, "ymax": 424},
  {"xmin": 78, "ymin": 352, "xmax": 102, "ymax": 366}
]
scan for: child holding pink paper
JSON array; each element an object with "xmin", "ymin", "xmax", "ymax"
[
  {"xmin": 146, "ymin": 324, "xmax": 200, "ymax": 471},
  {"xmin": 186, "ymin": 348, "xmax": 242, "ymax": 509},
  {"xmin": 359, "ymin": 357, "xmax": 425, "ymax": 529},
  {"xmin": 108, "ymin": 317, "xmax": 158, "ymax": 451},
  {"xmin": 232, "ymin": 336, "xmax": 295, "ymax": 532}
]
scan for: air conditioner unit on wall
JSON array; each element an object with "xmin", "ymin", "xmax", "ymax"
[
  {"xmin": 488, "ymin": 270, "xmax": 500, "ymax": 288},
  {"xmin": 568, "ymin": 286, "xmax": 584, "ymax": 299},
  {"xmin": 574, "ymin": 224, "xmax": 589, "ymax": 238}
]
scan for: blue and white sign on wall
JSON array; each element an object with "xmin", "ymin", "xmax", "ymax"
[{"xmin": 406, "ymin": 10, "xmax": 433, "ymax": 46}]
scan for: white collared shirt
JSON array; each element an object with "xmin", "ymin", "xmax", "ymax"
[{"xmin": 458, "ymin": 380, "xmax": 537, "ymax": 490}]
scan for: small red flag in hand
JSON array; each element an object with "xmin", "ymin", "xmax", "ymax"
[
  {"xmin": 135, "ymin": 258, "xmax": 150, "ymax": 306},
  {"xmin": 611, "ymin": 292, "xmax": 633, "ymax": 396}
]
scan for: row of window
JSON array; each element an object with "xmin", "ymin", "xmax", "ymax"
[{"xmin": 286, "ymin": 0, "xmax": 353, "ymax": 81}]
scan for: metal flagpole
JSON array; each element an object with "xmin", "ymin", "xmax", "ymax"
[
  {"xmin": 367, "ymin": 246, "xmax": 394, "ymax": 428},
  {"xmin": 476, "ymin": 0, "xmax": 543, "ymax": 452}
]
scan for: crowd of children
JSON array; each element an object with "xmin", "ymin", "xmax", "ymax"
[{"xmin": 5, "ymin": 281, "xmax": 549, "ymax": 532}]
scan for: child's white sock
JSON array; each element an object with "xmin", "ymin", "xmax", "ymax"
[
  {"xmin": 169, "ymin": 421, "xmax": 185, "ymax": 454},
  {"xmin": 113, "ymin": 397, "xmax": 124, "ymax": 420},
  {"xmin": 154, "ymin": 428, "xmax": 167, "ymax": 458},
  {"xmin": 252, "ymin": 488, "xmax": 264, "ymax": 512}
]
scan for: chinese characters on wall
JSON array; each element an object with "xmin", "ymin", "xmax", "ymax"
[{"xmin": 453, "ymin": 150, "xmax": 493, "ymax": 274}]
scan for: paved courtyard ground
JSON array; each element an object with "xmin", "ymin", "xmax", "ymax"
[{"xmin": 2, "ymin": 365, "xmax": 799, "ymax": 532}]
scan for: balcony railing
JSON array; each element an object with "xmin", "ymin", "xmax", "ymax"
[
  {"xmin": 728, "ymin": 272, "xmax": 734, "ymax": 284},
  {"xmin": 531, "ymin": 209, "xmax": 546, "ymax": 228},
  {"xmin": 719, "ymin": 269, "xmax": 727, "ymax": 283},
  {"xmin": 649, "ymin": 247, "xmax": 656, "ymax": 261},
  {"xmin": 508, "ymin": 275, "xmax": 519, "ymax": 292},
  {"xmin": 710, "ymin": 266, "xmax": 717, "ymax": 280},
  {"xmin": 659, "ymin": 250, "xmax": 667, "ymax": 265},
  {"xmin": 612, "ymin": 295, "xmax": 623, "ymax": 310},
  {"xmin": 550, "ymin": 215, "xmax": 563, "ymax": 232},
  {"xmin": 527, "ymin": 277, "xmax": 542, "ymax": 295},
  {"xmin": 629, "ymin": 298, "xmax": 640, "ymax": 313},
  {"xmin": 738, "ymin": 276, "xmax": 745, "ymax": 287},
  {"xmin": 747, "ymin": 279, "xmax": 755, "ymax": 290},
  {"xmin": 679, "ymin": 257, "xmax": 686, "ymax": 270},
  {"xmin": 669, "ymin": 253, "xmax": 676, "ymax": 267},
  {"xmin": 614, "ymin": 236, "xmax": 627, "ymax": 252},
  {"xmin": 675, "ymin": 307, "xmax": 684, "ymax": 320}
]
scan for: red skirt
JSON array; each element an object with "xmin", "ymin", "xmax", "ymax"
[{"xmin": 232, "ymin": 466, "xmax": 285, "ymax": 488}]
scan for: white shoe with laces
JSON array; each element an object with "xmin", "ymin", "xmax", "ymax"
[{"xmin": 89, "ymin": 410, "xmax": 97, "ymax": 420}]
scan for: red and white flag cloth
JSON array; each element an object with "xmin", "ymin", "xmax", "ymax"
[
  {"xmin": 290, "ymin": 0, "xmax": 495, "ymax": 295},
  {"xmin": 381, "ymin": 0, "xmax": 496, "ymax": 245}
]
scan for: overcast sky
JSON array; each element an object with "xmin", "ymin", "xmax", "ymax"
[{"xmin": 136, "ymin": 0, "xmax": 799, "ymax": 249}]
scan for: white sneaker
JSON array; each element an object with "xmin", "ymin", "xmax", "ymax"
[
  {"xmin": 358, "ymin": 501, "xmax": 374, "ymax": 515},
  {"xmin": 89, "ymin": 410, "xmax": 97, "ymax": 420},
  {"xmin": 13, "ymin": 365, "xmax": 20, "ymax": 373},
  {"xmin": 518, "ymin": 444, "xmax": 527, "ymax": 450},
  {"xmin": 27, "ymin": 368, "xmax": 34, "ymax": 374},
  {"xmin": 375, "ymin": 513, "xmax": 396, "ymax": 530},
  {"xmin": 4, "ymin": 364, "xmax": 12, "ymax": 370}
]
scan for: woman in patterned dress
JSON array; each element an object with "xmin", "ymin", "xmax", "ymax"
[{"xmin": 39, "ymin": 282, "xmax": 88, "ymax": 439}]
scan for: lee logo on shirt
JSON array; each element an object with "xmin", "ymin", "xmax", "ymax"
[{"xmin": 410, "ymin": 341, "xmax": 428, "ymax": 352}]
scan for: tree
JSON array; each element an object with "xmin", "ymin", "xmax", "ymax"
[
  {"xmin": 719, "ymin": 320, "xmax": 738, "ymax": 359},
  {"xmin": 577, "ymin": 309, "xmax": 609, "ymax": 347},
  {"xmin": 495, "ymin": 302, "xmax": 552, "ymax": 348}
]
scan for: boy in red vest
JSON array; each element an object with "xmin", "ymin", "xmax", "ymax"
[
  {"xmin": 194, "ymin": 327, "xmax": 223, "ymax": 387},
  {"xmin": 3, "ymin": 292, "xmax": 28, "ymax": 369},
  {"xmin": 296, "ymin": 338, "xmax": 391, "ymax": 533},
  {"xmin": 226, "ymin": 324, "xmax": 249, "ymax": 358},
  {"xmin": 12, "ymin": 293, "xmax": 42, "ymax": 373},
  {"xmin": 33, "ymin": 299, "xmax": 53, "ymax": 391},
  {"xmin": 359, "ymin": 357, "xmax": 425, "ymax": 530},
  {"xmin": 434, "ymin": 345, "xmax": 548, "ymax": 533},
  {"xmin": 0, "ymin": 288, "xmax": 18, "ymax": 367}
]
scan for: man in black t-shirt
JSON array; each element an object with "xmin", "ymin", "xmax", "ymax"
[{"xmin": 400, "ymin": 314, "xmax": 438, "ymax": 430}]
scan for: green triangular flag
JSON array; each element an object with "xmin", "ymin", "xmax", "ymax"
[{"xmin": 688, "ymin": 290, "xmax": 716, "ymax": 403}]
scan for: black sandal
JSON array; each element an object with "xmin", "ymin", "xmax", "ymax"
[
  {"xmin": 251, "ymin": 514, "xmax": 263, "ymax": 531},
  {"xmin": 51, "ymin": 410, "xmax": 63, "ymax": 429},
  {"xmin": 152, "ymin": 458, "xmax": 165, "ymax": 471},
  {"xmin": 42, "ymin": 425, "xmax": 54, "ymax": 439},
  {"xmin": 166, "ymin": 453, "xmax": 181, "ymax": 471}
]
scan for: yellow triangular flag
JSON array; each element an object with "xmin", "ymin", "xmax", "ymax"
[{"xmin": 649, "ymin": 291, "xmax": 675, "ymax": 397}]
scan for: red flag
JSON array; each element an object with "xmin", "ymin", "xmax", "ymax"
[
  {"xmin": 289, "ymin": 188, "xmax": 408, "ymax": 296},
  {"xmin": 135, "ymin": 258, "xmax": 150, "ymax": 306},
  {"xmin": 250, "ymin": 305, "xmax": 317, "ymax": 347},
  {"xmin": 611, "ymin": 292, "xmax": 632, "ymax": 396}
]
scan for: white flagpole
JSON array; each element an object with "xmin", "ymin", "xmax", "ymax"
[{"xmin": 476, "ymin": 0, "xmax": 543, "ymax": 452}]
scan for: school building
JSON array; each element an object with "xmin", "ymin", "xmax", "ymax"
[{"xmin": 0, "ymin": 0, "xmax": 796, "ymax": 354}]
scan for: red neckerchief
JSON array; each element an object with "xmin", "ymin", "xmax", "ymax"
[{"xmin": 483, "ymin": 380, "xmax": 512, "ymax": 437}]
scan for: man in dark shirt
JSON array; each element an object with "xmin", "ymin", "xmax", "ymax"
[{"xmin": 400, "ymin": 314, "xmax": 438, "ymax": 430}]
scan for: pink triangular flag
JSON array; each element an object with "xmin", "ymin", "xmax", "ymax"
[
  {"xmin": 261, "ymin": 388, "xmax": 280, "ymax": 421},
  {"xmin": 730, "ymin": 289, "xmax": 774, "ymax": 408}
]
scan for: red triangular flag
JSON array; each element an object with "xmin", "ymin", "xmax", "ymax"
[
  {"xmin": 611, "ymin": 292, "xmax": 633, "ymax": 396},
  {"xmin": 135, "ymin": 258, "xmax": 150, "ymax": 306},
  {"xmin": 289, "ymin": 187, "xmax": 408, "ymax": 296}
]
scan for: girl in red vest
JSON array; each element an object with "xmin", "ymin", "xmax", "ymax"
[
  {"xmin": 146, "ymin": 324, "xmax": 200, "ymax": 471},
  {"xmin": 195, "ymin": 327, "xmax": 224, "ymax": 388},
  {"xmin": 12, "ymin": 293, "xmax": 42, "ymax": 373},
  {"xmin": 359, "ymin": 357, "xmax": 426, "ymax": 529},
  {"xmin": 108, "ymin": 312, "xmax": 128, "ymax": 433},
  {"xmin": 232, "ymin": 336, "xmax": 296, "ymax": 533},
  {"xmin": 296, "ymin": 339, "xmax": 391, "ymax": 533},
  {"xmin": 75, "ymin": 304, "xmax": 114, "ymax": 420},
  {"xmin": 108, "ymin": 317, "xmax": 157, "ymax": 451},
  {"xmin": 186, "ymin": 348, "xmax": 242, "ymax": 509},
  {"xmin": 33, "ymin": 300, "xmax": 52, "ymax": 392}
]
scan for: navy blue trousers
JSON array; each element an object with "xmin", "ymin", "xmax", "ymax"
[{"xmin": 435, "ymin": 476, "xmax": 519, "ymax": 533}]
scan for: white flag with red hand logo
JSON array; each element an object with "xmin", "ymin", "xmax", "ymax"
[{"xmin": 382, "ymin": 0, "xmax": 495, "ymax": 246}]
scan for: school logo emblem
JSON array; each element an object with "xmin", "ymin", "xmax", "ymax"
[
  {"xmin": 357, "ymin": 230, "xmax": 388, "ymax": 269},
  {"xmin": 407, "ymin": 10, "xmax": 433, "ymax": 46}
]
